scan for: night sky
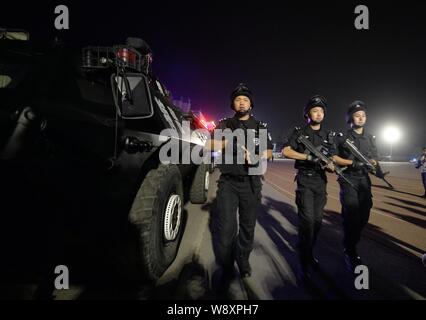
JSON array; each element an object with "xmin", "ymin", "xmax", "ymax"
[{"xmin": 2, "ymin": 1, "xmax": 425, "ymax": 157}]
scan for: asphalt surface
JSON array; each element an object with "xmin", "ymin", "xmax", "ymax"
[
  {"xmin": 1, "ymin": 161, "xmax": 425, "ymax": 300},
  {"xmin": 169, "ymin": 160, "xmax": 426, "ymax": 300}
]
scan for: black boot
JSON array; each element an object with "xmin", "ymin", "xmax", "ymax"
[
  {"xmin": 297, "ymin": 243, "xmax": 311, "ymax": 280},
  {"xmin": 308, "ymin": 253, "xmax": 320, "ymax": 270},
  {"xmin": 216, "ymin": 264, "xmax": 235, "ymax": 296},
  {"xmin": 221, "ymin": 263, "xmax": 236, "ymax": 282},
  {"xmin": 236, "ymin": 255, "xmax": 252, "ymax": 278},
  {"xmin": 344, "ymin": 249, "xmax": 363, "ymax": 272},
  {"xmin": 298, "ymin": 254, "xmax": 312, "ymax": 282}
]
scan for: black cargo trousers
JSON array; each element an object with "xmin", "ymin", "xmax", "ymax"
[
  {"xmin": 422, "ymin": 172, "xmax": 426, "ymax": 195},
  {"xmin": 215, "ymin": 174, "xmax": 262, "ymax": 269},
  {"xmin": 338, "ymin": 173, "xmax": 373, "ymax": 254},
  {"xmin": 295, "ymin": 171, "xmax": 327, "ymax": 259}
]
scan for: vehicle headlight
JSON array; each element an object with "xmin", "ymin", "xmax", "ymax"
[{"xmin": 0, "ymin": 75, "xmax": 12, "ymax": 88}]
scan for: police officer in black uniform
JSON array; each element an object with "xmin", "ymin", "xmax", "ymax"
[
  {"xmin": 415, "ymin": 147, "xmax": 426, "ymax": 198},
  {"xmin": 333, "ymin": 101, "xmax": 379, "ymax": 271},
  {"xmin": 282, "ymin": 95, "xmax": 336, "ymax": 278},
  {"xmin": 206, "ymin": 83, "xmax": 273, "ymax": 279}
]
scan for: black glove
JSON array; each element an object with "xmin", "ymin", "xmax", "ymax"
[
  {"xmin": 247, "ymin": 153, "xmax": 260, "ymax": 166},
  {"xmin": 351, "ymin": 160, "xmax": 365, "ymax": 170},
  {"xmin": 306, "ymin": 154, "xmax": 321, "ymax": 164}
]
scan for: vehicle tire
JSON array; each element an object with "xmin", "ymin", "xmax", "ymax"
[
  {"xmin": 189, "ymin": 164, "xmax": 210, "ymax": 204},
  {"xmin": 128, "ymin": 164, "xmax": 185, "ymax": 282}
]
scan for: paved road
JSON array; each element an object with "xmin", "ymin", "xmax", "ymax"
[
  {"xmin": 265, "ymin": 161, "xmax": 426, "ymax": 258},
  {"xmin": 181, "ymin": 161, "xmax": 426, "ymax": 300},
  {"xmin": 1, "ymin": 161, "xmax": 425, "ymax": 300}
]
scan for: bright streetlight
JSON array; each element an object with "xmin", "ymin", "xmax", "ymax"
[{"xmin": 383, "ymin": 126, "xmax": 401, "ymax": 160}]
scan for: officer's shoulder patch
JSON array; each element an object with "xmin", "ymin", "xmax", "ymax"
[
  {"xmin": 217, "ymin": 118, "xmax": 231, "ymax": 129},
  {"xmin": 218, "ymin": 118, "xmax": 230, "ymax": 125},
  {"xmin": 258, "ymin": 121, "xmax": 268, "ymax": 128},
  {"xmin": 365, "ymin": 133, "xmax": 376, "ymax": 140}
]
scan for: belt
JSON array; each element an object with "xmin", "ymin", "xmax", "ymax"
[
  {"xmin": 221, "ymin": 174, "xmax": 257, "ymax": 182},
  {"xmin": 221, "ymin": 174, "xmax": 262, "ymax": 194},
  {"xmin": 344, "ymin": 169, "xmax": 368, "ymax": 177},
  {"xmin": 297, "ymin": 170, "xmax": 325, "ymax": 177}
]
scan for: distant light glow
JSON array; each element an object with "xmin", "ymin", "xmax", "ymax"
[
  {"xmin": 194, "ymin": 112, "xmax": 216, "ymax": 130},
  {"xmin": 383, "ymin": 126, "xmax": 401, "ymax": 144},
  {"xmin": 205, "ymin": 121, "xmax": 216, "ymax": 130}
]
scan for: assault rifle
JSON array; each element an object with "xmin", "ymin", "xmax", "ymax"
[
  {"xmin": 344, "ymin": 139, "xmax": 394, "ymax": 189},
  {"xmin": 295, "ymin": 128, "xmax": 357, "ymax": 191}
]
